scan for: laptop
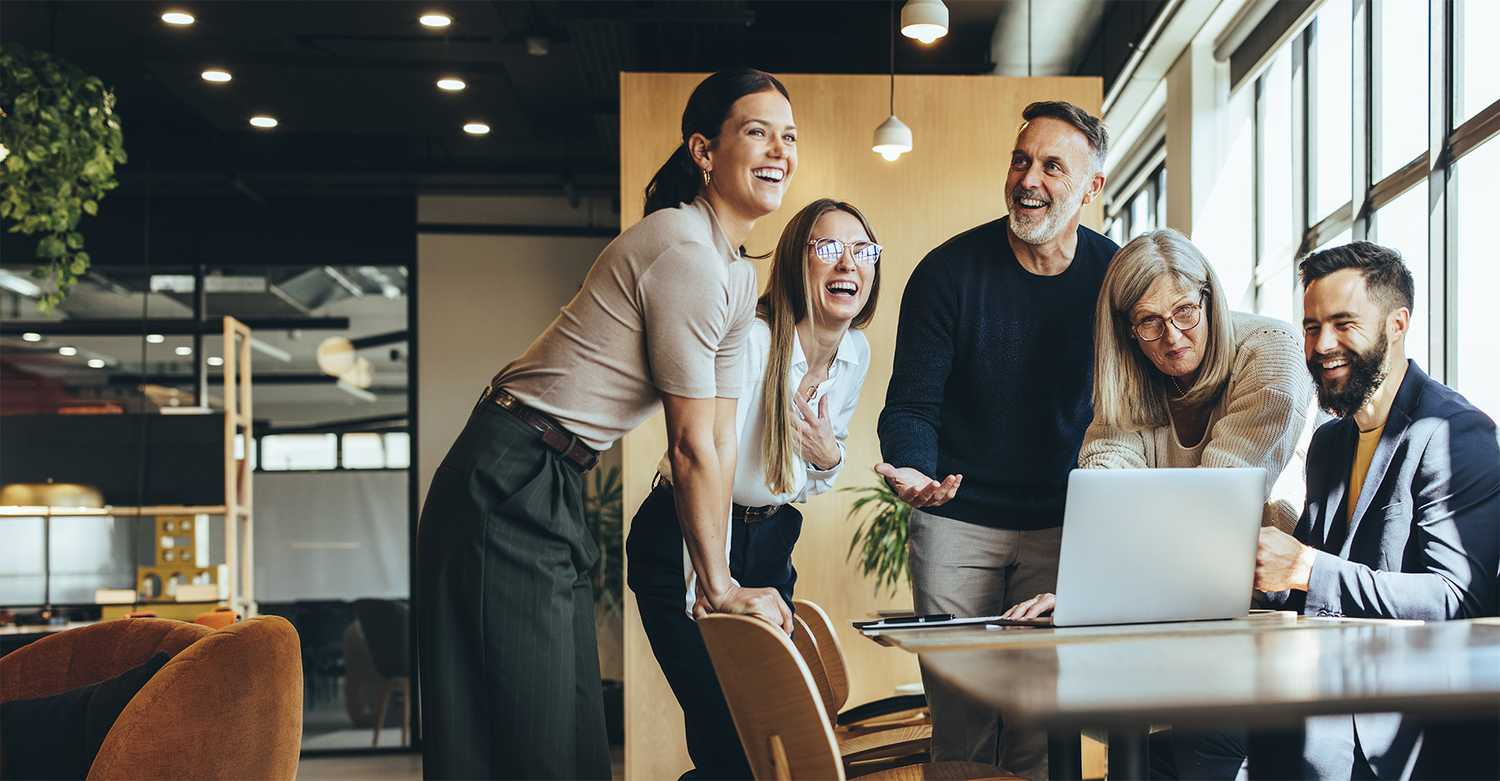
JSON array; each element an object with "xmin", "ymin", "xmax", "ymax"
[
  {"xmin": 1043, "ymin": 467, "xmax": 1266, "ymax": 627},
  {"xmin": 853, "ymin": 468, "xmax": 1265, "ymax": 635}
]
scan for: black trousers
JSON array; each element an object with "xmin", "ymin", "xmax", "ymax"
[
  {"xmin": 626, "ymin": 482, "xmax": 803, "ymax": 781},
  {"xmin": 416, "ymin": 397, "xmax": 611, "ymax": 780}
]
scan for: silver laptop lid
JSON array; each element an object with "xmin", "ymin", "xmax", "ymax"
[{"xmin": 1051, "ymin": 467, "xmax": 1265, "ymax": 627}]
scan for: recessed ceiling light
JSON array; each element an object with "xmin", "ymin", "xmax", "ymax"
[
  {"xmin": 58, "ymin": 346, "xmax": 78, "ymax": 357},
  {"xmin": 249, "ymin": 114, "xmax": 278, "ymax": 129},
  {"xmin": 146, "ymin": 333, "xmax": 165, "ymax": 344},
  {"xmin": 175, "ymin": 346, "xmax": 194, "ymax": 356},
  {"xmin": 161, "ymin": 10, "xmax": 195, "ymax": 26},
  {"xmin": 201, "ymin": 68, "xmax": 232, "ymax": 83},
  {"xmin": 463, "ymin": 121, "xmax": 491, "ymax": 136},
  {"xmin": 207, "ymin": 356, "xmax": 224, "ymax": 367},
  {"xmin": 21, "ymin": 332, "xmax": 42, "ymax": 342},
  {"xmin": 87, "ymin": 358, "xmax": 107, "ymax": 369},
  {"xmin": 436, "ymin": 76, "xmax": 466, "ymax": 92},
  {"xmin": 419, "ymin": 12, "xmax": 451, "ymax": 28}
]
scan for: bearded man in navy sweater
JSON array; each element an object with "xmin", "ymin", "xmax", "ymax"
[{"xmin": 877, "ymin": 101, "xmax": 1118, "ymax": 780}]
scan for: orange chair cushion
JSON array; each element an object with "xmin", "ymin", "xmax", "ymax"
[{"xmin": 0, "ymin": 618, "xmax": 210, "ymax": 702}]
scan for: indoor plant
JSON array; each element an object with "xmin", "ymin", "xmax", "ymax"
[
  {"xmin": 0, "ymin": 45, "xmax": 126, "ymax": 311},
  {"xmin": 843, "ymin": 481, "xmax": 912, "ymax": 597},
  {"xmin": 582, "ymin": 464, "xmax": 624, "ymax": 611}
]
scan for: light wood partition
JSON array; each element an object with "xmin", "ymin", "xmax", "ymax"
[{"xmin": 621, "ymin": 73, "xmax": 1102, "ymax": 780}]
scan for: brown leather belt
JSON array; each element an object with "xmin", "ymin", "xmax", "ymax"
[
  {"xmin": 486, "ymin": 386, "xmax": 599, "ymax": 472},
  {"xmin": 654, "ymin": 474, "xmax": 782, "ymax": 524},
  {"xmin": 732, "ymin": 502, "xmax": 784, "ymax": 524}
]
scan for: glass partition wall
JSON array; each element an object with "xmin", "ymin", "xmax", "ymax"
[{"xmin": 0, "ymin": 259, "xmax": 416, "ymax": 754}]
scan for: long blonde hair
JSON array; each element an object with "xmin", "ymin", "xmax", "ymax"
[
  {"xmin": 758, "ymin": 199, "xmax": 881, "ymax": 495},
  {"xmin": 1092, "ymin": 229, "xmax": 1236, "ymax": 430}
]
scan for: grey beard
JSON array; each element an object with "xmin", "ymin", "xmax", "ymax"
[{"xmin": 1007, "ymin": 191, "xmax": 1085, "ymax": 245}]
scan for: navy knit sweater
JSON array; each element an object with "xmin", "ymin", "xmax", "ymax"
[{"xmin": 878, "ymin": 217, "xmax": 1119, "ymax": 529}]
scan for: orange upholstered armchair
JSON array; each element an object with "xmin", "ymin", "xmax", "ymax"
[{"xmin": 0, "ymin": 616, "xmax": 304, "ymax": 780}]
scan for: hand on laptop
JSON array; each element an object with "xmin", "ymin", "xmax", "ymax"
[
  {"xmin": 1001, "ymin": 592, "xmax": 1056, "ymax": 620},
  {"xmin": 875, "ymin": 464, "xmax": 962, "ymax": 508}
]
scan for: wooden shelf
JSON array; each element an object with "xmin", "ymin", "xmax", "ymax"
[{"xmin": 0, "ymin": 505, "xmax": 229, "ymax": 518}]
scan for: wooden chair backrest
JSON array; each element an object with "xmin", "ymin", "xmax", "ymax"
[
  {"xmin": 792, "ymin": 598, "xmax": 851, "ymax": 711},
  {"xmin": 699, "ymin": 614, "xmax": 844, "ymax": 781},
  {"xmin": 790, "ymin": 613, "xmax": 839, "ymax": 717}
]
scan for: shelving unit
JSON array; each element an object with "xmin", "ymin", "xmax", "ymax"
[
  {"xmin": 0, "ymin": 317, "xmax": 256, "ymax": 617},
  {"xmin": 222, "ymin": 316, "xmax": 255, "ymax": 616}
]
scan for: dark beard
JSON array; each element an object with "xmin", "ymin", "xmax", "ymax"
[{"xmin": 1309, "ymin": 331, "xmax": 1389, "ymax": 417}]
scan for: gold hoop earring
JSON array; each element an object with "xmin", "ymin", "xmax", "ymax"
[{"xmin": 701, "ymin": 169, "xmax": 712, "ymax": 188}]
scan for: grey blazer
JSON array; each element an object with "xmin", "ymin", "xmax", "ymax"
[{"xmin": 1265, "ymin": 361, "xmax": 1500, "ymax": 778}]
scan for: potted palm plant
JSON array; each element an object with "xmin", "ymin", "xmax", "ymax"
[
  {"xmin": 843, "ymin": 482, "xmax": 912, "ymax": 597},
  {"xmin": 581, "ymin": 463, "xmax": 624, "ymax": 745}
]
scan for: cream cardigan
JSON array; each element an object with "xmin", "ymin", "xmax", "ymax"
[{"xmin": 1078, "ymin": 311, "xmax": 1318, "ymax": 532}]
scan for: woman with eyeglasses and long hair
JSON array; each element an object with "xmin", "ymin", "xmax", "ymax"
[
  {"xmin": 627, "ymin": 198, "xmax": 883, "ymax": 780},
  {"xmin": 1000, "ymin": 228, "xmax": 1314, "ymax": 780},
  {"xmin": 417, "ymin": 68, "xmax": 797, "ymax": 780}
]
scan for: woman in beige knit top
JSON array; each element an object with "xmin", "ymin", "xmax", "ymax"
[{"xmin": 1004, "ymin": 228, "xmax": 1315, "ymax": 621}]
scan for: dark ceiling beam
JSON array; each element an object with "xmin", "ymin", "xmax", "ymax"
[
  {"xmin": 562, "ymin": 2, "xmax": 755, "ymax": 25},
  {"xmin": 1, "ymin": 318, "xmax": 351, "ymax": 336},
  {"xmin": 145, "ymin": 55, "xmax": 520, "ymax": 74},
  {"xmin": 102, "ymin": 372, "xmax": 405, "ymax": 392},
  {"xmin": 350, "ymin": 330, "xmax": 409, "ymax": 350},
  {"xmin": 263, "ymin": 412, "xmax": 407, "ymax": 435}
]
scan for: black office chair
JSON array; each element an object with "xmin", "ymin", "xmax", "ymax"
[{"xmin": 353, "ymin": 598, "xmax": 410, "ymax": 747}]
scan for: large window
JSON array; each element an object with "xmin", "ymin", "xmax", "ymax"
[
  {"xmin": 1247, "ymin": 0, "xmax": 1500, "ymax": 412},
  {"xmin": 1310, "ymin": 0, "xmax": 1352, "ymax": 220},
  {"xmin": 1374, "ymin": 0, "xmax": 1428, "ymax": 179},
  {"xmin": 1455, "ymin": 138, "xmax": 1500, "ymax": 415},
  {"xmin": 1455, "ymin": 0, "xmax": 1500, "ymax": 125},
  {"xmin": 1371, "ymin": 181, "xmax": 1429, "ymax": 368},
  {"xmin": 1105, "ymin": 159, "xmax": 1167, "ymax": 243},
  {"xmin": 1255, "ymin": 52, "xmax": 1299, "ymax": 324}
]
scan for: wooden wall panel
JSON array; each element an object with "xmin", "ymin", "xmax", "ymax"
[{"xmin": 621, "ymin": 73, "xmax": 1102, "ymax": 780}]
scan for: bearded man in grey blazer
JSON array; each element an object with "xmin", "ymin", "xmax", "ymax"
[{"xmin": 1254, "ymin": 241, "xmax": 1500, "ymax": 779}]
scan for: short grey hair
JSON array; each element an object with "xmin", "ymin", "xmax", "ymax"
[
  {"xmin": 1022, "ymin": 100, "xmax": 1109, "ymax": 172},
  {"xmin": 1091, "ymin": 229, "xmax": 1237, "ymax": 430}
]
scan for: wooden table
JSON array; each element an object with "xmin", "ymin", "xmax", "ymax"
[{"xmin": 866, "ymin": 615, "xmax": 1500, "ymax": 779}]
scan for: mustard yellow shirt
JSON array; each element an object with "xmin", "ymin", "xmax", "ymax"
[{"xmin": 1348, "ymin": 424, "xmax": 1386, "ymax": 519}]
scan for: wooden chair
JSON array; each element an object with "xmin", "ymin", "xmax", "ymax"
[
  {"xmin": 699, "ymin": 613, "xmax": 1023, "ymax": 781},
  {"xmin": 790, "ymin": 614, "xmax": 933, "ymax": 770},
  {"xmin": 794, "ymin": 599, "xmax": 931, "ymax": 732},
  {"xmin": 354, "ymin": 598, "xmax": 411, "ymax": 747}
]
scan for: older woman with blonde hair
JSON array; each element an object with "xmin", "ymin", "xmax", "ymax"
[{"xmin": 1003, "ymin": 228, "xmax": 1315, "ymax": 780}]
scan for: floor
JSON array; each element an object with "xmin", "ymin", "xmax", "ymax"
[{"xmin": 297, "ymin": 747, "xmax": 625, "ymax": 780}]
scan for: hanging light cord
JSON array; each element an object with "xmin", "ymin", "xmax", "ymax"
[
  {"xmin": 889, "ymin": 0, "xmax": 896, "ymax": 115},
  {"xmin": 1027, "ymin": 0, "xmax": 1034, "ymax": 77}
]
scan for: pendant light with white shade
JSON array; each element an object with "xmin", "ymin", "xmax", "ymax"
[
  {"xmin": 872, "ymin": 2, "xmax": 913, "ymax": 162},
  {"xmin": 900, "ymin": 0, "xmax": 948, "ymax": 44}
]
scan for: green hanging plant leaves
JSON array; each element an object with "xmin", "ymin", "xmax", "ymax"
[{"xmin": 0, "ymin": 44, "xmax": 127, "ymax": 312}]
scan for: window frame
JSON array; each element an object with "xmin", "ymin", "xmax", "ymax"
[{"xmin": 1248, "ymin": 0, "xmax": 1500, "ymax": 386}]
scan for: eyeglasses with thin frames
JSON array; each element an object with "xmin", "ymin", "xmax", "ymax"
[
  {"xmin": 807, "ymin": 237, "xmax": 882, "ymax": 266},
  {"xmin": 1131, "ymin": 299, "xmax": 1206, "ymax": 341}
]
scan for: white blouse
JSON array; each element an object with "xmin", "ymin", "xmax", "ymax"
[
  {"xmin": 664, "ymin": 317, "xmax": 871, "ymax": 614},
  {"xmin": 659, "ymin": 317, "xmax": 869, "ymax": 506}
]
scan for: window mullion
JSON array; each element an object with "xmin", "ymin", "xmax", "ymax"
[
  {"xmin": 1428, "ymin": 0, "xmax": 1452, "ymax": 382},
  {"xmin": 1352, "ymin": 0, "xmax": 1373, "ymax": 239},
  {"xmin": 1292, "ymin": 31, "xmax": 1310, "ymax": 321}
]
